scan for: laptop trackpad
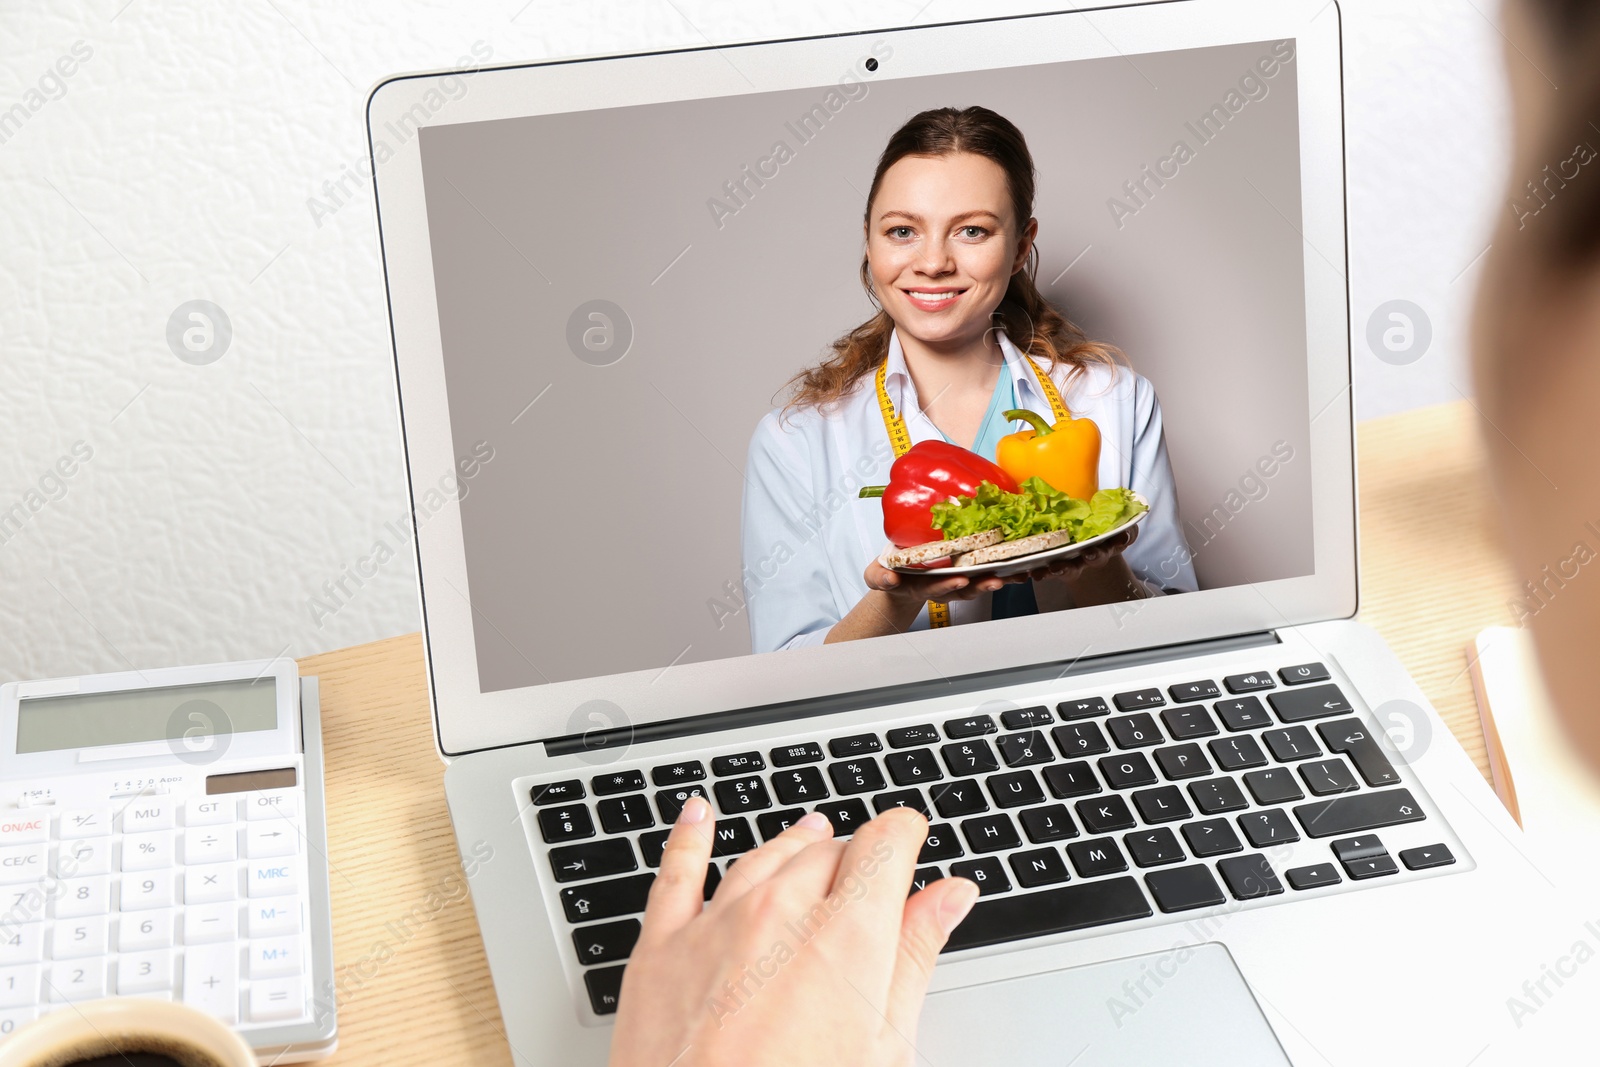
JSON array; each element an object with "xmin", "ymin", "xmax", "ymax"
[{"xmin": 918, "ymin": 943, "xmax": 1291, "ymax": 1065}]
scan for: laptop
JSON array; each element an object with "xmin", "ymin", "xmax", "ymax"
[{"xmin": 367, "ymin": 2, "xmax": 1595, "ymax": 1062}]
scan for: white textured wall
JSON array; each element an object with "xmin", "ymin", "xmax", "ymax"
[{"xmin": 0, "ymin": 0, "xmax": 1508, "ymax": 681}]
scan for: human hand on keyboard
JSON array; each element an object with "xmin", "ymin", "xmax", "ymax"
[{"xmin": 607, "ymin": 796, "xmax": 980, "ymax": 1067}]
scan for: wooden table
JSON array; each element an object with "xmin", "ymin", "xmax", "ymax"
[{"xmin": 298, "ymin": 399, "xmax": 1518, "ymax": 1064}]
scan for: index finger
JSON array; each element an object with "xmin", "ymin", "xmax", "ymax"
[
  {"xmin": 822, "ymin": 807, "xmax": 929, "ymax": 948},
  {"xmin": 635, "ymin": 795, "xmax": 713, "ymax": 948}
]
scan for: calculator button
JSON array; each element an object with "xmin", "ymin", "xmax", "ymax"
[
  {"xmin": 0, "ymin": 815, "xmax": 49, "ymax": 846},
  {"xmin": 53, "ymin": 876, "xmax": 111, "ymax": 918},
  {"xmin": 50, "ymin": 916, "xmax": 108, "ymax": 959},
  {"xmin": 183, "ymin": 943, "xmax": 239, "ymax": 1024},
  {"xmin": 57, "ymin": 809, "xmax": 113, "ymax": 839},
  {"xmin": 46, "ymin": 960, "xmax": 105, "ymax": 1001},
  {"xmin": 0, "ymin": 845, "xmax": 46, "ymax": 883},
  {"xmin": 183, "ymin": 798, "xmax": 236, "ymax": 827},
  {"xmin": 0, "ymin": 925, "xmax": 41, "ymax": 966},
  {"xmin": 117, "ymin": 910, "xmax": 173, "ymax": 951},
  {"xmin": 0, "ymin": 964, "xmax": 38, "ymax": 1008},
  {"xmin": 186, "ymin": 828, "xmax": 241, "ymax": 864},
  {"xmin": 245, "ymin": 791, "xmax": 298, "ymax": 822},
  {"xmin": 248, "ymin": 975, "xmax": 304, "ymax": 1022},
  {"xmin": 54, "ymin": 839, "xmax": 111, "ymax": 877},
  {"xmin": 116, "ymin": 950, "xmax": 174, "ymax": 995},
  {"xmin": 245, "ymin": 823, "xmax": 296, "ymax": 859},
  {"xmin": 247, "ymin": 861, "xmax": 299, "ymax": 898},
  {"xmin": 248, "ymin": 935, "xmax": 301, "ymax": 979},
  {"xmin": 121, "ymin": 831, "xmax": 175, "ymax": 872},
  {"xmin": 184, "ymin": 866, "xmax": 236, "ymax": 905},
  {"xmin": 0, "ymin": 1007, "xmax": 38, "ymax": 1036},
  {"xmin": 121, "ymin": 872, "xmax": 175, "ymax": 912},
  {"xmin": 121, "ymin": 800, "xmax": 175, "ymax": 833},
  {"xmin": 247, "ymin": 901, "xmax": 301, "ymax": 938}
]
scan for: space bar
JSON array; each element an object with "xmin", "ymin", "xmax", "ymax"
[{"xmin": 941, "ymin": 876, "xmax": 1152, "ymax": 954}]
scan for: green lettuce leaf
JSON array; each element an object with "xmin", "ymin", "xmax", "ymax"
[{"xmin": 929, "ymin": 478, "xmax": 1146, "ymax": 543}]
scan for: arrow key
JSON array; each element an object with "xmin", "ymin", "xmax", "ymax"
[
  {"xmin": 1399, "ymin": 843, "xmax": 1456, "ymax": 871},
  {"xmin": 549, "ymin": 838, "xmax": 637, "ymax": 884},
  {"xmin": 245, "ymin": 822, "xmax": 295, "ymax": 859}
]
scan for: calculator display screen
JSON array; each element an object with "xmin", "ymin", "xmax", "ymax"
[{"xmin": 15, "ymin": 677, "xmax": 278, "ymax": 753}]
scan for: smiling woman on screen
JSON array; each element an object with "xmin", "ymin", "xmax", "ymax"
[{"xmin": 740, "ymin": 106, "xmax": 1198, "ymax": 653}]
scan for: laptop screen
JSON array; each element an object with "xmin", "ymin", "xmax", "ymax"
[{"xmin": 413, "ymin": 36, "xmax": 1316, "ymax": 697}]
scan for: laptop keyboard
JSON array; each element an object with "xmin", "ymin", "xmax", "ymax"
[{"xmin": 522, "ymin": 662, "xmax": 1461, "ymax": 1017}]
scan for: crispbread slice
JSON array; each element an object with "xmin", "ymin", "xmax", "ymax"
[
  {"xmin": 884, "ymin": 528, "xmax": 1004, "ymax": 568},
  {"xmin": 952, "ymin": 528, "xmax": 1075, "ymax": 566}
]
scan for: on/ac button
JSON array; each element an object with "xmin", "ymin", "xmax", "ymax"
[{"xmin": 0, "ymin": 817, "xmax": 49, "ymax": 845}]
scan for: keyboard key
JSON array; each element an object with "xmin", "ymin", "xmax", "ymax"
[
  {"xmin": 1329, "ymin": 835, "xmax": 1386, "ymax": 863},
  {"xmin": 0, "ymin": 964, "xmax": 39, "ymax": 1008},
  {"xmin": 1344, "ymin": 853, "xmax": 1399, "ymax": 880},
  {"xmin": 1262, "ymin": 726, "xmax": 1322, "ymax": 762},
  {"xmin": 772, "ymin": 767, "xmax": 829, "ymax": 805},
  {"xmin": 538, "ymin": 805, "xmax": 595, "ymax": 844},
  {"xmin": 572, "ymin": 919, "xmax": 641, "ymax": 965},
  {"xmin": 1188, "ymin": 776, "xmax": 1249, "ymax": 814},
  {"xmin": 1153, "ymin": 744, "xmax": 1212, "ymax": 780},
  {"xmin": 829, "ymin": 733, "xmax": 881, "ymax": 758},
  {"xmin": 960, "ymin": 814, "xmax": 1021, "ymax": 854},
  {"xmin": 1400, "ymin": 844, "xmax": 1455, "ymax": 870},
  {"xmin": 813, "ymin": 799, "xmax": 871, "ymax": 835},
  {"xmin": 120, "ymin": 831, "xmax": 175, "ymax": 872},
  {"xmin": 1243, "ymin": 768, "xmax": 1305, "ymax": 805},
  {"xmin": 584, "ymin": 964, "xmax": 626, "ymax": 1015},
  {"xmin": 828, "ymin": 759, "xmax": 886, "ymax": 795},
  {"xmin": 1223, "ymin": 671, "xmax": 1275, "ymax": 694},
  {"xmin": 1217, "ymin": 854, "xmax": 1284, "ymax": 899},
  {"xmin": 941, "ymin": 740, "xmax": 999, "ymax": 777},
  {"xmin": 1317, "ymin": 719, "xmax": 1402, "ymax": 787},
  {"xmin": 48, "ymin": 959, "xmax": 106, "ymax": 1002},
  {"xmin": 598, "ymin": 794, "xmax": 656, "ymax": 834},
  {"xmin": 1145, "ymin": 864, "xmax": 1226, "ymax": 913},
  {"xmin": 1131, "ymin": 786, "xmax": 1192, "ymax": 824},
  {"xmin": 121, "ymin": 801, "xmax": 174, "ymax": 833},
  {"xmin": 1209, "ymin": 735, "xmax": 1268, "ymax": 772},
  {"xmin": 1238, "ymin": 809, "xmax": 1300, "ymax": 847},
  {"xmin": 531, "ymin": 780, "xmax": 585, "ymax": 805},
  {"xmin": 1106, "ymin": 714, "xmax": 1163, "ymax": 749},
  {"xmin": 1018, "ymin": 804, "xmax": 1078, "ymax": 843},
  {"xmin": 244, "ymin": 792, "xmax": 297, "ymax": 821},
  {"xmin": 1294, "ymin": 788, "xmax": 1424, "ymax": 838},
  {"xmin": 996, "ymin": 731, "xmax": 1053, "ymax": 767},
  {"xmin": 986, "ymin": 770, "xmax": 1045, "ymax": 809},
  {"xmin": 121, "ymin": 872, "xmax": 175, "ymax": 911},
  {"xmin": 247, "ymin": 976, "xmax": 303, "ymax": 1023},
  {"xmin": 0, "ymin": 816, "xmax": 47, "ymax": 847},
  {"xmin": 931, "ymin": 781, "xmax": 988, "ymax": 818},
  {"xmin": 1042, "ymin": 761, "xmax": 1100, "ymax": 799},
  {"xmin": 591, "ymin": 770, "xmax": 647, "ymax": 796},
  {"xmin": 53, "ymin": 876, "xmax": 110, "ymax": 918},
  {"xmin": 638, "ymin": 830, "xmax": 670, "ymax": 867},
  {"xmin": 711, "ymin": 818, "xmax": 757, "ymax": 857},
  {"xmin": 655, "ymin": 785, "xmax": 708, "ymax": 823},
  {"xmin": 944, "ymin": 715, "xmax": 997, "ymax": 739},
  {"xmin": 887, "ymin": 724, "xmax": 940, "ymax": 748},
  {"xmin": 1168, "ymin": 680, "xmax": 1221, "ymax": 702},
  {"xmin": 651, "ymin": 762, "xmax": 706, "ymax": 787},
  {"xmin": 550, "ymin": 839, "xmax": 637, "ymax": 883},
  {"xmin": 246, "ymin": 861, "xmax": 299, "ymax": 898},
  {"xmin": 771, "ymin": 742, "xmax": 823, "ymax": 767},
  {"xmin": 885, "ymin": 749, "xmax": 943, "ymax": 786},
  {"xmin": 711, "ymin": 752, "xmax": 766, "ymax": 776},
  {"xmin": 704, "ymin": 863, "xmax": 723, "ymax": 902},
  {"xmin": 183, "ymin": 902, "xmax": 238, "ymax": 945},
  {"xmin": 873, "ymin": 789, "xmax": 929, "ymax": 817},
  {"xmin": 1214, "ymin": 697, "xmax": 1272, "ymax": 732},
  {"xmin": 1181, "ymin": 818, "xmax": 1243, "ymax": 857},
  {"xmin": 51, "ymin": 917, "xmax": 107, "ymax": 960},
  {"xmin": 244, "ymin": 823, "xmax": 293, "ymax": 860},
  {"xmin": 0, "ymin": 924, "xmax": 42, "ymax": 965},
  {"xmin": 184, "ymin": 866, "xmax": 234, "ymax": 905},
  {"xmin": 949, "ymin": 857, "xmax": 1011, "ymax": 895},
  {"xmin": 1052, "ymin": 722, "xmax": 1110, "ymax": 759},
  {"xmin": 918, "ymin": 824, "xmax": 964, "ymax": 863},
  {"xmin": 1099, "ymin": 753, "xmax": 1158, "ymax": 791},
  {"xmin": 246, "ymin": 901, "xmax": 299, "ymax": 938},
  {"xmin": 1286, "ymin": 863, "xmax": 1342, "ymax": 890},
  {"xmin": 1113, "ymin": 689, "xmax": 1164, "ymax": 711},
  {"xmin": 1279, "ymin": 662, "xmax": 1330, "ymax": 686},
  {"xmin": 1068, "ymin": 837, "xmax": 1128, "ymax": 877},
  {"xmin": 1057, "ymin": 697, "xmax": 1110, "ymax": 720},
  {"xmin": 1009, "ymin": 847, "xmax": 1072, "ymax": 887},
  {"xmin": 1299, "ymin": 758, "xmax": 1360, "ymax": 796},
  {"xmin": 118, "ymin": 911, "xmax": 173, "ymax": 951},
  {"xmin": 1000, "ymin": 706, "xmax": 1054, "ymax": 730},
  {"xmin": 713, "ymin": 776, "xmax": 772, "ymax": 813},
  {"xmin": 909, "ymin": 866, "xmax": 944, "ymax": 894},
  {"xmin": 1268, "ymin": 684, "xmax": 1352, "ymax": 724},
  {"xmin": 187, "ymin": 827, "xmax": 241, "ymax": 865},
  {"xmin": 561, "ymin": 873, "xmax": 655, "ymax": 923},
  {"xmin": 116, "ymin": 950, "xmax": 173, "ymax": 995},
  {"xmin": 58, "ymin": 809, "xmax": 113, "ymax": 838},
  {"xmin": 182, "ymin": 943, "xmax": 238, "ymax": 1022},
  {"xmin": 54, "ymin": 839, "xmax": 110, "ymax": 878},
  {"xmin": 1125, "ymin": 828, "xmax": 1185, "ymax": 867},
  {"xmin": 943, "ymin": 875, "xmax": 1149, "ymax": 952},
  {"xmin": 1076, "ymin": 795, "xmax": 1136, "ymax": 834},
  {"xmin": 1160, "ymin": 706, "xmax": 1218, "ymax": 740},
  {"xmin": 756, "ymin": 808, "xmax": 806, "ymax": 841}
]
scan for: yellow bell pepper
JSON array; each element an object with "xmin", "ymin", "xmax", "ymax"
[{"xmin": 997, "ymin": 408, "xmax": 1101, "ymax": 500}]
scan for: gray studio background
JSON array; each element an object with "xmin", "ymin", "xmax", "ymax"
[
  {"xmin": 422, "ymin": 39, "xmax": 1313, "ymax": 690},
  {"xmin": 0, "ymin": 0, "xmax": 1513, "ymax": 683}
]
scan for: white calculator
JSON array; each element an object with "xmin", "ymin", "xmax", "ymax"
[{"xmin": 0, "ymin": 659, "xmax": 338, "ymax": 1061}]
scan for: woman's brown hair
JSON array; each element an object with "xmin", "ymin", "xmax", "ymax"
[
  {"xmin": 782, "ymin": 106, "xmax": 1125, "ymax": 415},
  {"xmin": 1515, "ymin": 0, "xmax": 1600, "ymax": 267}
]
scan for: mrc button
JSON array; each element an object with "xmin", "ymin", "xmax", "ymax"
[{"xmin": 247, "ymin": 862, "xmax": 300, "ymax": 897}]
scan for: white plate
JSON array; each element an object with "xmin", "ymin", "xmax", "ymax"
[{"xmin": 879, "ymin": 493, "xmax": 1151, "ymax": 579}]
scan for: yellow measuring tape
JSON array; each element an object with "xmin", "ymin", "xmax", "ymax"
[{"xmin": 873, "ymin": 353, "xmax": 1069, "ymax": 627}]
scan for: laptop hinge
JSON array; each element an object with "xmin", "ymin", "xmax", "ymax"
[{"xmin": 545, "ymin": 628, "xmax": 1281, "ymax": 758}]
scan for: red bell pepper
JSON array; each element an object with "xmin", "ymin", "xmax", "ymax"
[{"xmin": 858, "ymin": 440, "xmax": 1021, "ymax": 547}]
